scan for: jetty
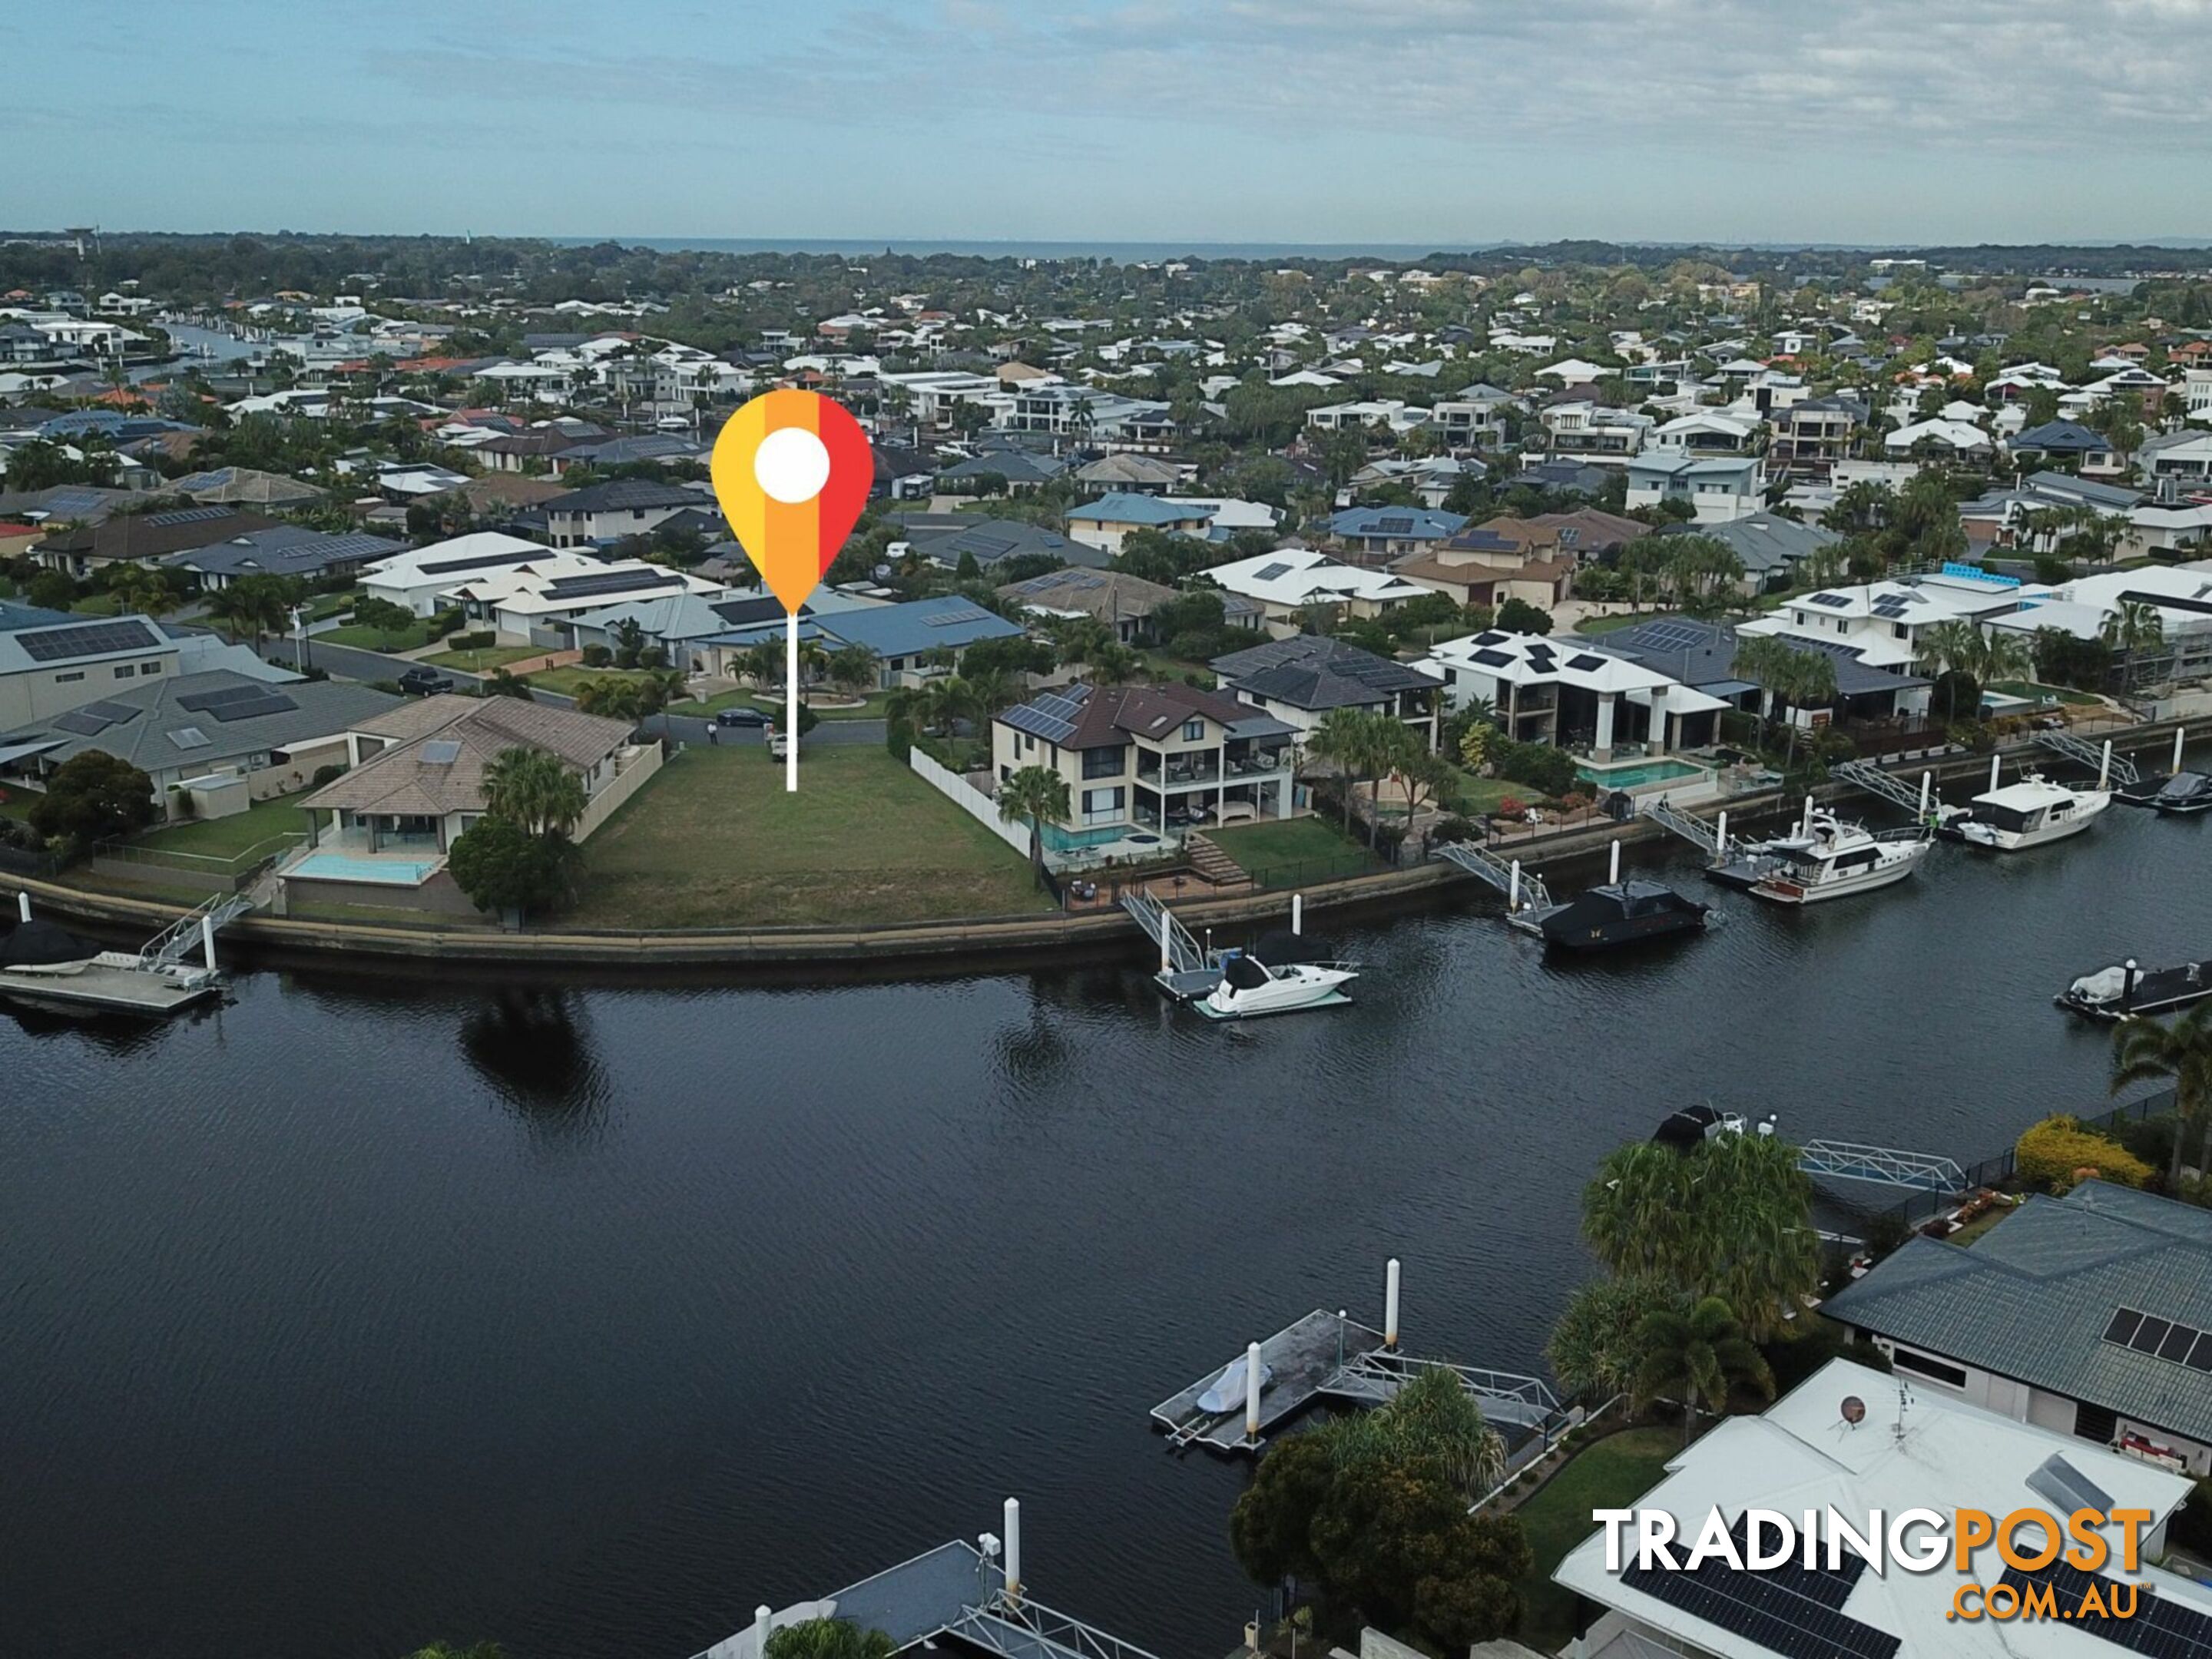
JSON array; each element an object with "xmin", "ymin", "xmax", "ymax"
[
  {"xmin": 1147, "ymin": 1259, "xmax": 1558, "ymax": 1454},
  {"xmin": 1432, "ymin": 840, "xmax": 1552, "ymax": 933},
  {"xmin": 692, "ymin": 1501, "xmax": 1161, "ymax": 1659},
  {"xmin": 1, "ymin": 889, "xmax": 248, "ymax": 1016}
]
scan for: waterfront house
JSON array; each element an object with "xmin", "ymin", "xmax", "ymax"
[
  {"xmin": 1553, "ymin": 1355, "xmax": 2207, "ymax": 1659},
  {"xmin": 1423, "ymin": 628, "xmax": 1729, "ymax": 758},
  {"xmin": 1737, "ymin": 576, "xmax": 2014, "ymax": 684},
  {"xmin": 0, "ymin": 665, "xmax": 399, "ymax": 802},
  {"xmin": 446, "ymin": 558, "xmax": 729, "ymax": 647},
  {"xmin": 1823, "ymin": 1181, "xmax": 2212, "ymax": 1478},
  {"xmin": 1210, "ymin": 634, "xmax": 1440, "ymax": 749},
  {"xmin": 1204, "ymin": 548, "xmax": 1435, "ymax": 635},
  {"xmin": 992, "ymin": 680, "xmax": 1297, "ymax": 834},
  {"xmin": 287, "ymin": 694, "xmax": 654, "ymax": 912}
]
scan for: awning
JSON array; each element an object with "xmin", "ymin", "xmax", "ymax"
[{"xmin": 0, "ymin": 737, "xmax": 66, "ymax": 767}]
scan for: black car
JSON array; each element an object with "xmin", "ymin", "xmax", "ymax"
[
  {"xmin": 714, "ymin": 706, "xmax": 772, "ymax": 727},
  {"xmin": 397, "ymin": 667, "xmax": 454, "ymax": 696}
]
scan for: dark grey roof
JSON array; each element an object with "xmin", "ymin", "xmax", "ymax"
[
  {"xmin": 1664, "ymin": 512, "xmax": 1839, "ymax": 575},
  {"xmin": 164, "ymin": 527, "xmax": 404, "ymax": 580},
  {"xmin": 1823, "ymin": 1181, "xmax": 2212, "ymax": 1445},
  {"xmin": 1210, "ymin": 634, "xmax": 1437, "ymax": 710},
  {"xmin": 0, "ymin": 668, "xmax": 400, "ymax": 773},
  {"xmin": 1576, "ymin": 618, "xmax": 1926, "ymax": 699},
  {"xmin": 545, "ymin": 478, "xmax": 704, "ymax": 515},
  {"xmin": 908, "ymin": 518, "xmax": 1103, "ymax": 569}
]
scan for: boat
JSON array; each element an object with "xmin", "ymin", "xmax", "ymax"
[
  {"xmin": 0, "ymin": 898, "xmax": 228, "ymax": 1017},
  {"xmin": 2151, "ymin": 771, "xmax": 2212, "ymax": 816},
  {"xmin": 1535, "ymin": 879, "xmax": 1709, "ymax": 952},
  {"xmin": 2055, "ymin": 957, "xmax": 2212, "ymax": 1020},
  {"xmin": 1199, "ymin": 947, "xmax": 1356, "ymax": 1019},
  {"xmin": 1951, "ymin": 770, "xmax": 2111, "ymax": 852},
  {"xmin": 1194, "ymin": 1356, "xmax": 1273, "ymax": 1414},
  {"xmin": 1748, "ymin": 810, "xmax": 1932, "ymax": 905},
  {"xmin": 1651, "ymin": 1106, "xmax": 1780, "ymax": 1148}
]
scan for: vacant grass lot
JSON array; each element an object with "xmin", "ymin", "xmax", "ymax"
[
  {"xmin": 1202, "ymin": 815, "xmax": 1380, "ymax": 887},
  {"xmin": 323, "ymin": 620, "xmax": 438, "ymax": 651},
  {"xmin": 569, "ymin": 744, "xmax": 1052, "ymax": 928},
  {"xmin": 422, "ymin": 644, "xmax": 542, "ymax": 671},
  {"xmin": 1515, "ymin": 1426, "xmax": 1677, "ymax": 1652}
]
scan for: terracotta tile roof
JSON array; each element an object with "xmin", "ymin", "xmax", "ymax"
[{"xmin": 306, "ymin": 695, "xmax": 637, "ymax": 818}]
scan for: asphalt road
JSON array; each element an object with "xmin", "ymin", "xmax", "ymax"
[{"xmin": 260, "ymin": 638, "xmax": 888, "ymax": 748}]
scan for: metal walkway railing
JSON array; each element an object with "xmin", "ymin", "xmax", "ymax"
[
  {"xmin": 1433, "ymin": 840, "xmax": 1551, "ymax": 914},
  {"xmin": 2037, "ymin": 727, "xmax": 2139, "ymax": 786},
  {"xmin": 1639, "ymin": 795, "xmax": 1718, "ymax": 855},
  {"xmin": 1119, "ymin": 890, "xmax": 1207, "ymax": 974},
  {"xmin": 140, "ymin": 890, "xmax": 255, "ymax": 969}
]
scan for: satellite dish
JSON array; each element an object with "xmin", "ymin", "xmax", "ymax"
[{"xmin": 1840, "ymin": 1395, "xmax": 1866, "ymax": 1426}]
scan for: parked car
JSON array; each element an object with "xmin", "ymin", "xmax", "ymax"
[
  {"xmin": 397, "ymin": 667, "xmax": 454, "ymax": 696},
  {"xmin": 715, "ymin": 706, "xmax": 771, "ymax": 727}
]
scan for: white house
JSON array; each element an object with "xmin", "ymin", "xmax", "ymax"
[
  {"xmin": 1422, "ymin": 628, "xmax": 1727, "ymax": 758},
  {"xmin": 360, "ymin": 533, "xmax": 566, "ymax": 618},
  {"xmin": 1204, "ymin": 548, "xmax": 1435, "ymax": 635},
  {"xmin": 1624, "ymin": 455, "xmax": 1765, "ymax": 524}
]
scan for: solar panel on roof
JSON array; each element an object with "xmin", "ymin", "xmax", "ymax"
[
  {"xmin": 177, "ymin": 684, "xmax": 269, "ymax": 712},
  {"xmin": 1472, "ymin": 648, "xmax": 1513, "ymax": 667},
  {"xmin": 1567, "ymin": 653, "xmax": 1607, "ymax": 671},
  {"xmin": 208, "ymin": 694, "xmax": 299, "ymax": 722},
  {"xmin": 1251, "ymin": 561, "xmax": 1293, "ymax": 581},
  {"xmin": 144, "ymin": 504, "xmax": 232, "ymax": 527},
  {"xmin": 542, "ymin": 568, "xmax": 683, "ymax": 599},
  {"xmin": 1633, "ymin": 620, "xmax": 1710, "ymax": 652},
  {"xmin": 1620, "ymin": 1514, "xmax": 1898, "ymax": 1659},
  {"xmin": 2000, "ymin": 1560, "xmax": 2212, "ymax": 1659},
  {"xmin": 53, "ymin": 708, "xmax": 114, "ymax": 736},
  {"xmin": 1375, "ymin": 515, "xmax": 1414, "ymax": 533},
  {"xmin": 16, "ymin": 620, "xmax": 162, "ymax": 662}
]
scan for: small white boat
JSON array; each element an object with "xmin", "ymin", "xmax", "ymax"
[
  {"xmin": 1749, "ymin": 810, "xmax": 1931, "ymax": 905},
  {"xmin": 1955, "ymin": 770, "xmax": 2111, "ymax": 851},
  {"xmin": 1195, "ymin": 1356, "xmax": 1273, "ymax": 1414},
  {"xmin": 1200, "ymin": 950, "xmax": 1356, "ymax": 1019}
]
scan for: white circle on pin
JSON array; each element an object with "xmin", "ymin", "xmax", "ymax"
[{"xmin": 754, "ymin": 426, "xmax": 832, "ymax": 504}]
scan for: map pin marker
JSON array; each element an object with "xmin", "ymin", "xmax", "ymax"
[{"xmin": 709, "ymin": 389, "xmax": 873, "ymax": 791}]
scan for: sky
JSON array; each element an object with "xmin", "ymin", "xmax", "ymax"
[{"xmin": 10, "ymin": 0, "xmax": 2210, "ymax": 247}]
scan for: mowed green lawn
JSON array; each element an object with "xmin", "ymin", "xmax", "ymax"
[
  {"xmin": 569, "ymin": 744, "xmax": 1053, "ymax": 928},
  {"xmin": 1515, "ymin": 1427, "xmax": 1677, "ymax": 1652},
  {"xmin": 322, "ymin": 620, "xmax": 439, "ymax": 651},
  {"xmin": 1202, "ymin": 815, "xmax": 1380, "ymax": 886},
  {"xmin": 136, "ymin": 793, "xmax": 313, "ymax": 860}
]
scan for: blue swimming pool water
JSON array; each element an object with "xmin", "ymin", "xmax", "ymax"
[
  {"xmin": 1575, "ymin": 758, "xmax": 1709, "ymax": 790},
  {"xmin": 1041, "ymin": 823, "xmax": 1158, "ymax": 851},
  {"xmin": 287, "ymin": 853, "xmax": 439, "ymax": 886}
]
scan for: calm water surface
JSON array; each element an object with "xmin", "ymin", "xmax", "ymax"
[{"xmin": 2, "ymin": 793, "xmax": 2205, "ymax": 1658}]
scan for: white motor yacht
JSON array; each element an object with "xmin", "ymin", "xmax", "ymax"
[
  {"xmin": 1200, "ymin": 950, "xmax": 1356, "ymax": 1019},
  {"xmin": 1955, "ymin": 770, "xmax": 2111, "ymax": 852},
  {"xmin": 1749, "ymin": 810, "xmax": 1931, "ymax": 905}
]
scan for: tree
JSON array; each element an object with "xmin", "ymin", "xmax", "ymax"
[
  {"xmin": 2102, "ymin": 600, "xmax": 2166, "ymax": 688},
  {"xmin": 763, "ymin": 1619, "xmax": 898, "ymax": 1659},
  {"xmin": 1581, "ymin": 1133, "xmax": 1820, "ymax": 1338},
  {"xmin": 1730, "ymin": 636, "xmax": 1837, "ymax": 769},
  {"xmin": 1495, "ymin": 595, "xmax": 1553, "ymax": 636},
  {"xmin": 826, "ymin": 642, "xmax": 880, "ymax": 697},
  {"xmin": 997, "ymin": 764, "xmax": 1070, "ymax": 886},
  {"xmin": 1632, "ymin": 1296, "xmax": 1777, "ymax": 1443},
  {"xmin": 481, "ymin": 747, "xmax": 588, "ymax": 839},
  {"xmin": 2110, "ymin": 1004, "xmax": 2212, "ymax": 1184},
  {"xmin": 1085, "ymin": 641, "xmax": 1143, "ymax": 684},
  {"xmin": 1547, "ymin": 1274, "xmax": 1682, "ymax": 1399},
  {"xmin": 960, "ymin": 634, "xmax": 1055, "ymax": 680},
  {"xmin": 105, "ymin": 563, "xmax": 174, "ymax": 618},
  {"xmin": 737, "ymin": 638, "xmax": 785, "ymax": 693},
  {"xmin": 26, "ymin": 750, "xmax": 156, "ymax": 845},
  {"xmin": 610, "ymin": 616, "xmax": 647, "ymax": 670},
  {"xmin": 1304, "ymin": 707, "xmax": 1394, "ymax": 843},
  {"xmin": 349, "ymin": 594, "xmax": 418, "ymax": 645},
  {"xmin": 447, "ymin": 814, "xmax": 572, "ymax": 922},
  {"xmin": 25, "ymin": 570, "xmax": 77, "ymax": 611},
  {"xmin": 1457, "ymin": 718, "xmax": 1492, "ymax": 775}
]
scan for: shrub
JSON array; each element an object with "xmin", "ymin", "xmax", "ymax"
[
  {"xmin": 310, "ymin": 763, "xmax": 348, "ymax": 788},
  {"xmin": 28, "ymin": 750, "xmax": 157, "ymax": 845},
  {"xmin": 581, "ymin": 645, "xmax": 613, "ymax": 667},
  {"xmin": 1495, "ymin": 737, "xmax": 1579, "ymax": 797},
  {"xmin": 1431, "ymin": 814, "xmax": 1477, "ymax": 845},
  {"xmin": 427, "ymin": 608, "xmax": 464, "ymax": 641},
  {"xmin": 449, "ymin": 630, "xmax": 496, "ymax": 652},
  {"xmin": 2015, "ymin": 1115, "xmax": 2151, "ymax": 1194}
]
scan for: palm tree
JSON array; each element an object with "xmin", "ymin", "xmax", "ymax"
[
  {"xmin": 826, "ymin": 642, "xmax": 879, "ymax": 698},
  {"xmin": 736, "ymin": 639, "xmax": 785, "ymax": 694},
  {"xmin": 1912, "ymin": 618, "xmax": 1980, "ymax": 680},
  {"xmin": 2102, "ymin": 601, "xmax": 2166, "ymax": 690},
  {"xmin": 107, "ymin": 564, "xmax": 173, "ymax": 619},
  {"xmin": 963, "ymin": 666, "xmax": 1022, "ymax": 720},
  {"xmin": 482, "ymin": 746, "xmax": 588, "ymax": 839},
  {"xmin": 1304, "ymin": 707, "xmax": 1382, "ymax": 838},
  {"xmin": 764, "ymin": 1621, "xmax": 897, "ymax": 1659},
  {"xmin": 1086, "ymin": 641, "xmax": 1144, "ymax": 684},
  {"xmin": 795, "ymin": 637, "xmax": 830, "ymax": 706},
  {"xmin": 1633, "ymin": 1296, "xmax": 1776, "ymax": 1444},
  {"xmin": 997, "ymin": 763, "xmax": 1071, "ymax": 888},
  {"xmin": 2110, "ymin": 1003, "xmax": 2212, "ymax": 1184},
  {"xmin": 915, "ymin": 675, "xmax": 976, "ymax": 737},
  {"xmin": 1317, "ymin": 1364, "xmax": 1506, "ymax": 1500}
]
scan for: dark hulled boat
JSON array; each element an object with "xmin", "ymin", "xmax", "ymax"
[
  {"xmin": 1536, "ymin": 879, "xmax": 1710, "ymax": 953},
  {"xmin": 2152, "ymin": 771, "xmax": 2212, "ymax": 816}
]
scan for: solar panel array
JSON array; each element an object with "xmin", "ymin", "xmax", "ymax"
[
  {"xmin": 207, "ymin": 693, "xmax": 298, "ymax": 723},
  {"xmin": 177, "ymin": 684, "xmax": 270, "ymax": 713},
  {"xmin": 418, "ymin": 550, "xmax": 547, "ymax": 577},
  {"xmin": 1568, "ymin": 653, "xmax": 1608, "ymax": 671},
  {"xmin": 16, "ymin": 620, "xmax": 163, "ymax": 662},
  {"xmin": 1250, "ymin": 561, "xmax": 1293, "ymax": 582},
  {"xmin": 1619, "ymin": 1515, "xmax": 1899, "ymax": 1659},
  {"xmin": 541, "ymin": 568, "xmax": 682, "ymax": 600},
  {"xmin": 1998, "ymin": 1561, "xmax": 2212, "ymax": 1659},
  {"xmin": 1472, "ymin": 648, "xmax": 1514, "ymax": 667},
  {"xmin": 1375, "ymin": 515, "xmax": 1414, "ymax": 533},
  {"xmin": 1806, "ymin": 592, "xmax": 1853, "ymax": 608},
  {"xmin": 1628, "ymin": 620, "xmax": 1713, "ymax": 654},
  {"xmin": 2104, "ymin": 1307, "xmax": 2212, "ymax": 1373},
  {"xmin": 1001, "ymin": 686, "xmax": 1088, "ymax": 745},
  {"xmin": 144, "ymin": 505, "xmax": 236, "ymax": 528}
]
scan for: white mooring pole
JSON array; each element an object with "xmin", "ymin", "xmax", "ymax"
[
  {"xmin": 1002, "ymin": 1497, "xmax": 1022, "ymax": 1601},
  {"xmin": 1158, "ymin": 906, "xmax": 1172, "ymax": 975},
  {"xmin": 1989, "ymin": 753, "xmax": 2002, "ymax": 793},
  {"xmin": 1608, "ymin": 839, "xmax": 1621, "ymax": 886},
  {"xmin": 1291, "ymin": 892, "xmax": 1303, "ymax": 935},
  {"xmin": 2175, "ymin": 727, "xmax": 2187, "ymax": 775},
  {"xmin": 200, "ymin": 914, "xmax": 217, "ymax": 973},
  {"xmin": 1508, "ymin": 859, "xmax": 1522, "ymax": 911},
  {"xmin": 2099, "ymin": 740, "xmax": 2114, "ymax": 792},
  {"xmin": 1244, "ymin": 1342, "xmax": 1264, "ymax": 1442},
  {"xmin": 1714, "ymin": 810, "xmax": 1728, "ymax": 860},
  {"xmin": 1384, "ymin": 1257, "xmax": 1402, "ymax": 1349},
  {"xmin": 1919, "ymin": 772, "xmax": 1932, "ymax": 818},
  {"xmin": 752, "ymin": 1606, "xmax": 771, "ymax": 1658},
  {"xmin": 15, "ymin": 891, "xmax": 28, "ymax": 924}
]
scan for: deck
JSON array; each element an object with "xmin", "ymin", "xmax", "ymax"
[
  {"xmin": 0, "ymin": 960, "xmax": 219, "ymax": 1015},
  {"xmin": 1148, "ymin": 1310, "xmax": 1558, "ymax": 1453}
]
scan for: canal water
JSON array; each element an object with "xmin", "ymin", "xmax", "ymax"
[{"xmin": 2, "ymin": 790, "xmax": 2204, "ymax": 1658}]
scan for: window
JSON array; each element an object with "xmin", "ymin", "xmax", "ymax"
[
  {"xmin": 114, "ymin": 664, "xmax": 136, "ymax": 678},
  {"xmin": 55, "ymin": 671, "xmax": 84, "ymax": 683},
  {"xmin": 1081, "ymin": 786, "xmax": 1124, "ymax": 817},
  {"xmin": 1081, "ymin": 745, "xmax": 1127, "ymax": 780},
  {"xmin": 140, "ymin": 660, "xmax": 162, "ymax": 674},
  {"xmin": 1889, "ymin": 1346, "xmax": 1969, "ymax": 1389},
  {"xmin": 1181, "ymin": 720, "xmax": 1205, "ymax": 741}
]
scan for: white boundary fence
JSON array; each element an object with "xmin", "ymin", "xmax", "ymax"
[{"xmin": 907, "ymin": 747, "xmax": 1041, "ymax": 863}]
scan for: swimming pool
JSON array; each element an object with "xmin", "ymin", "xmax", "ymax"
[
  {"xmin": 286, "ymin": 853, "xmax": 440, "ymax": 886},
  {"xmin": 1041, "ymin": 823, "xmax": 1161, "ymax": 852},
  {"xmin": 1575, "ymin": 757, "xmax": 1710, "ymax": 790}
]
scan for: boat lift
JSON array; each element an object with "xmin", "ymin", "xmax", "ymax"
[
  {"xmin": 1432, "ymin": 840, "xmax": 1553, "ymax": 933},
  {"xmin": 1796, "ymin": 1139, "xmax": 1969, "ymax": 1195},
  {"xmin": 1148, "ymin": 1258, "xmax": 1559, "ymax": 1454}
]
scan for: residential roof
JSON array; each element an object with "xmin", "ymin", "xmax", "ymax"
[
  {"xmin": 937, "ymin": 451, "xmax": 1066, "ymax": 487},
  {"xmin": 170, "ymin": 465, "xmax": 326, "ymax": 506},
  {"xmin": 906, "ymin": 518, "xmax": 1104, "ymax": 569},
  {"xmin": 544, "ymin": 478, "xmax": 707, "ymax": 516},
  {"xmin": 164, "ymin": 526, "xmax": 404, "ymax": 581},
  {"xmin": 37, "ymin": 505, "xmax": 280, "ymax": 563},
  {"xmin": 2012, "ymin": 419, "xmax": 2116, "ymax": 454},
  {"xmin": 1825, "ymin": 1181, "xmax": 2212, "ymax": 1446},
  {"xmin": 0, "ymin": 667, "xmax": 396, "ymax": 773},
  {"xmin": 1073, "ymin": 453, "xmax": 1181, "ymax": 488},
  {"xmin": 1326, "ymin": 506, "xmax": 1469, "ymax": 541},
  {"xmin": 304, "ymin": 694, "xmax": 636, "ymax": 819},
  {"xmin": 0, "ymin": 612, "xmax": 171, "ymax": 676},
  {"xmin": 996, "ymin": 567, "xmax": 1260, "ymax": 627},
  {"xmin": 998, "ymin": 680, "xmax": 1292, "ymax": 750},
  {"xmin": 1665, "ymin": 512, "xmax": 1839, "ymax": 575},
  {"xmin": 782, "ymin": 595, "xmax": 1020, "ymax": 661},
  {"xmin": 1065, "ymin": 492, "xmax": 1210, "ymax": 528},
  {"xmin": 1210, "ymin": 633, "xmax": 1440, "ymax": 710}
]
